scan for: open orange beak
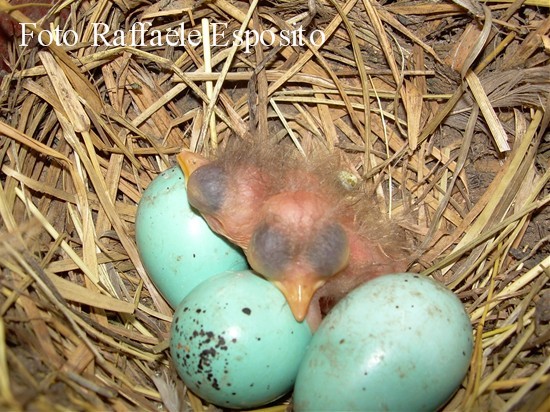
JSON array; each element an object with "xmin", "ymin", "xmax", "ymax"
[
  {"xmin": 177, "ymin": 150, "xmax": 210, "ymax": 181},
  {"xmin": 272, "ymin": 275, "xmax": 326, "ymax": 322}
]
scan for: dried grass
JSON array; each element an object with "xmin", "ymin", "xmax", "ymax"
[{"xmin": 0, "ymin": 0, "xmax": 549, "ymax": 410}]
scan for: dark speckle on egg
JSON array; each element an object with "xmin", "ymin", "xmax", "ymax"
[
  {"xmin": 216, "ymin": 336, "xmax": 228, "ymax": 350},
  {"xmin": 197, "ymin": 347, "xmax": 217, "ymax": 371},
  {"xmin": 242, "ymin": 307, "xmax": 251, "ymax": 315}
]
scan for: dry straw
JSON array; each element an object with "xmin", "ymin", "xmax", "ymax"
[{"xmin": 0, "ymin": 0, "xmax": 549, "ymax": 410}]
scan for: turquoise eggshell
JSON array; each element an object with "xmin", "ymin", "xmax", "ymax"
[
  {"xmin": 294, "ymin": 273, "xmax": 473, "ymax": 412},
  {"xmin": 170, "ymin": 270, "xmax": 313, "ymax": 409},
  {"xmin": 135, "ymin": 166, "xmax": 248, "ymax": 308}
]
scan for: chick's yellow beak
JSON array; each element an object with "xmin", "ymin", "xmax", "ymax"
[
  {"xmin": 272, "ymin": 275, "xmax": 326, "ymax": 322},
  {"xmin": 177, "ymin": 150, "xmax": 209, "ymax": 180}
]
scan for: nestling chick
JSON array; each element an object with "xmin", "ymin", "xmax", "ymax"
[
  {"xmin": 247, "ymin": 191, "xmax": 351, "ymax": 324},
  {"xmin": 178, "ymin": 139, "xmax": 409, "ymax": 328}
]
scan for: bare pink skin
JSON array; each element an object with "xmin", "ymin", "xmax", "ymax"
[{"xmin": 201, "ymin": 166, "xmax": 271, "ymax": 249}]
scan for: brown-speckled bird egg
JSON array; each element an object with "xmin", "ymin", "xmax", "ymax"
[
  {"xmin": 170, "ymin": 270, "xmax": 312, "ymax": 409},
  {"xmin": 294, "ymin": 273, "xmax": 473, "ymax": 411}
]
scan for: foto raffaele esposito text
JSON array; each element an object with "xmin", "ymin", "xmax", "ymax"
[{"xmin": 19, "ymin": 22, "xmax": 326, "ymax": 53}]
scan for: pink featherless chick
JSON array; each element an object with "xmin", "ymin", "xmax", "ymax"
[{"xmin": 178, "ymin": 139, "xmax": 410, "ymax": 329}]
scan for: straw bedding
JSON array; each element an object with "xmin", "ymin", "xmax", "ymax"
[{"xmin": 0, "ymin": 0, "xmax": 548, "ymax": 410}]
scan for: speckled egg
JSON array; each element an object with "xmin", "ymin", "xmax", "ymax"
[
  {"xmin": 135, "ymin": 166, "xmax": 248, "ymax": 308},
  {"xmin": 294, "ymin": 273, "xmax": 473, "ymax": 411},
  {"xmin": 170, "ymin": 270, "xmax": 313, "ymax": 409}
]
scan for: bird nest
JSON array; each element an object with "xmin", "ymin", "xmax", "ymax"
[{"xmin": 0, "ymin": 0, "xmax": 549, "ymax": 410}]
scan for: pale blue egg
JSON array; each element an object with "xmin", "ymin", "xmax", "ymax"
[
  {"xmin": 135, "ymin": 166, "xmax": 248, "ymax": 308},
  {"xmin": 170, "ymin": 270, "xmax": 313, "ymax": 409},
  {"xmin": 294, "ymin": 273, "xmax": 473, "ymax": 411}
]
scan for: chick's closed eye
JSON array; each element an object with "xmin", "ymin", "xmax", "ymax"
[
  {"xmin": 187, "ymin": 164, "xmax": 227, "ymax": 214},
  {"xmin": 248, "ymin": 222, "xmax": 292, "ymax": 278},
  {"xmin": 306, "ymin": 223, "xmax": 349, "ymax": 278}
]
